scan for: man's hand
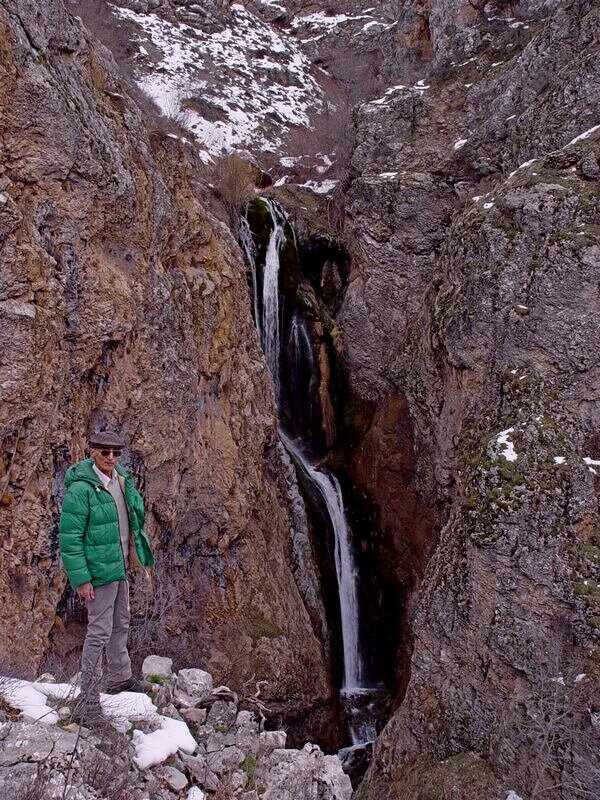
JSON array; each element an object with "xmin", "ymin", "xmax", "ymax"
[{"xmin": 76, "ymin": 582, "xmax": 95, "ymax": 601}]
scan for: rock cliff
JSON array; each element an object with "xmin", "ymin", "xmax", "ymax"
[
  {"xmin": 0, "ymin": 0, "xmax": 330, "ymax": 736},
  {"xmin": 1, "ymin": 0, "xmax": 599, "ymax": 797}
]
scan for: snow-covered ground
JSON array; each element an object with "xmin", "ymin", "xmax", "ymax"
[
  {"xmin": 113, "ymin": 2, "xmax": 324, "ymax": 157},
  {"xmin": 0, "ymin": 676, "xmax": 195, "ymax": 769}
]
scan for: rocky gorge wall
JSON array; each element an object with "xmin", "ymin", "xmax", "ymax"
[
  {"xmin": 0, "ymin": 0, "xmax": 332, "ymax": 740},
  {"xmin": 1, "ymin": 0, "xmax": 599, "ymax": 796},
  {"xmin": 335, "ymin": 1, "xmax": 600, "ymax": 797}
]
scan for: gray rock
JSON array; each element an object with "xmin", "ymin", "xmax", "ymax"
[
  {"xmin": 160, "ymin": 765, "xmax": 188, "ymax": 792},
  {"xmin": 0, "ymin": 721, "xmax": 79, "ymax": 766},
  {"xmin": 161, "ymin": 703, "xmax": 184, "ymax": 721},
  {"xmin": 174, "ymin": 670, "xmax": 213, "ymax": 708},
  {"xmin": 235, "ymin": 727, "xmax": 260, "ymax": 756},
  {"xmin": 206, "ymin": 731, "xmax": 237, "ymax": 752},
  {"xmin": 235, "ymin": 710, "xmax": 257, "ymax": 730},
  {"xmin": 206, "ymin": 745, "xmax": 246, "ymax": 775},
  {"xmin": 142, "ymin": 655, "xmax": 174, "ymax": 680},
  {"xmin": 206, "ymin": 700, "xmax": 237, "ymax": 728},
  {"xmin": 255, "ymin": 744, "xmax": 352, "ymax": 800},
  {"xmin": 258, "ymin": 730, "xmax": 286, "ymax": 755},
  {"xmin": 180, "ymin": 751, "xmax": 208, "ymax": 783},
  {"xmin": 180, "ymin": 707, "xmax": 207, "ymax": 725}
]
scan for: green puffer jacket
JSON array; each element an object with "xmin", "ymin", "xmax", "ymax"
[{"xmin": 59, "ymin": 458, "xmax": 154, "ymax": 589}]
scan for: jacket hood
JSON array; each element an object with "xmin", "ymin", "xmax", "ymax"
[{"xmin": 64, "ymin": 458, "xmax": 128, "ymax": 488}]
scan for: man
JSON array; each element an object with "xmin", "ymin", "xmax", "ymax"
[{"xmin": 59, "ymin": 431, "xmax": 154, "ymax": 717}]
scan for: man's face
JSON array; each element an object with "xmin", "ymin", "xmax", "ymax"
[{"xmin": 90, "ymin": 447, "xmax": 123, "ymax": 476}]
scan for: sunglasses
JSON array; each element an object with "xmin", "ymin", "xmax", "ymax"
[{"xmin": 97, "ymin": 449, "xmax": 123, "ymax": 457}]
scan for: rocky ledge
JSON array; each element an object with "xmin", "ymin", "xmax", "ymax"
[{"xmin": 0, "ymin": 656, "xmax": 352, "ymax": 800}]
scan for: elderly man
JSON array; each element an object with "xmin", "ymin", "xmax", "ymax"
[{"xmin": 59, "ymin": 431, "xmax": 154, "ymax": 718}]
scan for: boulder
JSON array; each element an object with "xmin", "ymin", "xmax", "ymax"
[
  {"xmin": 160, "ymin": 765, "xmax": 188, "ymax": 792},
  {"xmin": 206, "ymin": 700, "xmax": 237, "ymax": 728},
  {"xmin": 206, "ymin": 745, "xmax": 246, "ymax": 775},
  {"xmin": 180, "ymin": 752, "xmax": 208, "ymax": 783},
  {"xmin": 142, "ymin": 656, "xmax": 174, "ymax": 680},
  {"xmin": 255, "ymin": 743, "xmax": 352, "ymax": 800},
  {"xmin": 235, "ymin": 710, "xmax": 257, "ymax": 730},
  {"xmin": 174, "ymin": 670, "xmax": 213, "ymax": 708}
]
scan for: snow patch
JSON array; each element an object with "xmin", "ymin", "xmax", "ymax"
[
  {"xmin": 496, "ymin": 428, "xmax": 518, "ymax": 462},
  {"xmin": 508, "ymin": 158, "xmax": 537, "ymax": 179},
  {"xmin": 133, "ymin": 716, "xmax": 197, "ymax": 769},
  {"xmin": 292, "ymin": 11, "xmax": 372, "ymax": 30},
  {"xmin": 553, "ymin": 456, "xmax": 565, "ymax": 464},
  {"xmin": 454, "ymin": 138, "xmax": 468, "ymax": 150},
  {"xmin": 298, "ymin": 179, "xmax": 338, "ymax": 194},
  {"xmin": 113, "ymin": 4, "xmax": 323, "ymax": 155},
  {"xmin": 0, "ymin": 680, "xmax": 78, "ymax": 724},
  {"xmin": 567, "ymin": 125, "xmax": 600, "ymax": 146}
]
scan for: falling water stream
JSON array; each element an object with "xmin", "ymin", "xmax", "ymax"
[{"xmin": 243, "ymin": 198, "xmax": 376, "ymax": 749}]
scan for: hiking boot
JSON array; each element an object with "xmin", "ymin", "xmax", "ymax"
[{"xmin": 104, "ymin": 675, "xmax": 145, "ymax": 694}]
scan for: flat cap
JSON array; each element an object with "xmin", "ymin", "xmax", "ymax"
[{"xmin": 88, "ymin": 430, "xmax": 126, "ymax": 448}]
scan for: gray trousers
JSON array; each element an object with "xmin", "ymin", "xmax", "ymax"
[{"xmin": 81, "ymin": 580, "xmax": 132, "ymax": 701}]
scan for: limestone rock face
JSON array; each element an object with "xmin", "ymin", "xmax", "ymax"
[
  {"xmin": 0, "ymin": 0, "xmax": 328, "ymax": 723},
  {"xmin": 339, "ymin": 1, "xmax": 600, "ymax": 797}
]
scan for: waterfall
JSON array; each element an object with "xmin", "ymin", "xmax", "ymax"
[
  {"xmin": 281, "ymin": 432, "xmax": 364, "ymax": 690},
  {"xmin": 263, "ymin": 201, "xmax": 287, "ymax": 402},
  {"xmin": 243, "ymin": 197, "xmax": 373, "ymax": 747},
  {"xmin": 241, "ymin": 201, "xmax": 287, "ymax": 401}
]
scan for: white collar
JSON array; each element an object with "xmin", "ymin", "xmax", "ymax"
[{"xmin": 92, "ymin": 462, "xmax": 117, "ymax": 489}]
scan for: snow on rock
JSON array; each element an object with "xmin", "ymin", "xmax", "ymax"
[
  {"xmin": 567, "ymin": 125, "xmax": 600, "ymax": 146},
  {"xmin": 553, "ymin": 456, "xmax": 566, "ymax": 464},
  {"xmin": 102, "ymin": 690, "xmax": 157, "ymax": 732},
  {"xmin": 298, "ymin": 178, "xmax": 339, "ymax": 194},
  {"xmin": 133, "ymin": 716, "xmax": 197, "ymax": 769},
  {"xmin": 0, "ymin": 679, "xmax": 79, "ymax": 724},
  {"xmin": 113, "ymin": 4, "xmax": 323, "ymax": 155},
  {"xmin": 506, "ymin": 793, "xmax": 524, "ymax": 800},
  {"xmin": 0, "ymin": 662, "xmax": 352, "ymax": 800},
  {"xmin": 454, "ymin": 138, "xmax": 468, "ymax": 149},
  {"xmin": 291, "ymin": 11, "xmax": 373, "ymax": 31},
  {"xmin": 494, "ymin": 428, "xmax": 518, "ymax": 462}
]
